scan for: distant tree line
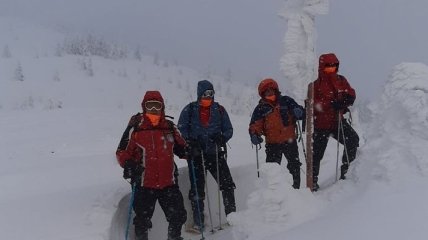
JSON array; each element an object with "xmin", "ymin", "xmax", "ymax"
[{"xmin": 56, "ymin": 34, "xmax": 128, "ymax": 59}]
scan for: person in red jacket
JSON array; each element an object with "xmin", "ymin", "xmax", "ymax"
[
  {"xmin": 308, "ymin": 53, "xmax": 359, "ymax": 191},
  {"xmin": 249, "ymin": 78, "xmax": 305, "ymax": 189},
  {"xmin": 116, "ymin": 91, "xmax": 187, "ymax": 240}
]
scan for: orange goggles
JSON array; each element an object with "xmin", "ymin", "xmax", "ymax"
[{"xmin": 144, "ymin": 100, "xmax": 163, "ymax": 111}]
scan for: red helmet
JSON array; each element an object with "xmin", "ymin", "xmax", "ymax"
[{"xmin": 258, "ymin": 78, "xmax": 279, "ymax": 97}]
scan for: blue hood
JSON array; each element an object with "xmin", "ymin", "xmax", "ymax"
[{"xmin": 197, "ymin": 80, "xmax": 214, "ymax": 100}]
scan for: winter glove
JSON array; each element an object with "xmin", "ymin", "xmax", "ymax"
[
  {"xmin": 293, "ymin": 107, "xmax": 304, "ymax": 119},
  {"xmin": 250, "ymin": 134, "xmax": 263, "ymax": 145},
  {"xmin": 210, "ymin": 133, "xmax": 224, "ymax": 146},
  {"xmin": 186, "ymin": 139, "xmax": 202, "ymax": 158},
  {"xmin": 331, "ymin": 100, "xmax": 346, "ymax": 111},
  {"xmin": 123, "ymin": 160, "xmax": 142, "ymax": 183}
]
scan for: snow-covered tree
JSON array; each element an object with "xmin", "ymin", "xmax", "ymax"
[
  {"xmin": 2, "ymin": 45, "xmax": 12, "ymax": 58},
  {"xmin": 279, "ymin": 0, "xmax": 329, "ymax": 101},
  {"xmin": 134, "ymin": 46, "xmax": 142, "ymax": 61},
  {"xmin": 15, "ymin": 62, "xmax": 24, "ymax": 81}
]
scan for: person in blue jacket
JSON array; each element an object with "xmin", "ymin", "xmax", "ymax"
[{"xmin": 178, "ymin": 80, "xmax": 236, "ymax": 231}]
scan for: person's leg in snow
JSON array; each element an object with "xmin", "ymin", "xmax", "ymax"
[
  {"xmin": 312, "ymin": 130, "xmax": 330, "ymax": 190},
  {"xmin": 332, "ymin": 120, "xmax": 359, "ymax": 179},
  {"xmin": 283, "ymin": 141, "xmax": 302, "ymax": 189},
  {"xmin": 205, "ymin": 153, "xmax": 237, "ymax": 216},
  {"xmin": 158, "ymin": 185, "xmax": 187, "ymax": 240},
  {"xmin": 133, "ymin": 187, "xmax": 156, "ymax": 240},
  {"xmin": 187, "ymin": 158, "xmax": 205, "ymax": 230}
]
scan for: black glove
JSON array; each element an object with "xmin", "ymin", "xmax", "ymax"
[
  {"xmin": 331, "ymin": 100, "xmax": 346, "ymax": 111},
  {"xmin": 250, "ymin": 134, "xmax": 263, "ymax": 145},
  {"xmin": 123, "ymin": 160, "xmax": 142, "ymax": 183},
  {"xmin": 210, "ymin": 133, "xmax": 224, "ymax": 145},
  {"xmin": 186, "ymin": 139, "xmax": 201, "ymax": 158}
]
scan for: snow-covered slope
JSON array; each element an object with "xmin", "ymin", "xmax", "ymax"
[{"xmin": 2, "ymin": 17, "xmax": 428, "ymax": 240}]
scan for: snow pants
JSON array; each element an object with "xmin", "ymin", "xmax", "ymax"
[
  {"xmin": 313, "ymin": 120, "xmax": 359, "ymax": 182},
  {"xmin": 265, "ymin": 140, "xmax": 302, "ymax": 188},
  {"xmin": 133, "ymin": 184, "xmax": 187, "ymax": 239},
  {"xmin": 187, "ymin": 152, "xmax": 236, "ymax": 227}
]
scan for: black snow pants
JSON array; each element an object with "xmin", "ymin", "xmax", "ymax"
[
  {"xmin": 133, "ymin": 184, "xmax": 187, "ymax": 239},
  {"xmin": 265, "ymin": 140, "xmax": 302, "ymax": 188},
  {"xmin": 313, "ymin": 120, "xmax": 359, "ymax": 182},
  {"xmin": 187, "ymin": 151, "xmax": 236, "ymax": 227}
]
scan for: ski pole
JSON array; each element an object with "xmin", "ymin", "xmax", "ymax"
[
  {"xmin": 125, "ymin": 182, "xmax": 136, "ymax": 240},
  {"xmin": 340, "ymin": 116, "xmax": 350, "ymax": 166},
  {"xmin": 297, "ymin": 121, "xmax": 307, "ymax": 161},
  {"xmin": 336, "ymin": 111, "xmax": 341, "ymax": 182},
  {"xmin": 255, "ymin": 144, "xmax": 260, "ymax": 178},
  {"xmin": 201, "ymin": 150, "xmax": 214, "ymax": 233},
  {"xmin": 215, "ymin": 143, "xmax": 223, "ymax": 230},
  {"xmin": 189, "ymin": 158, "xmax": 205, "ymax": 240}
]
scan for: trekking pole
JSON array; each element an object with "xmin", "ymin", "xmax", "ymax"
[
  {"xmin": 296, "ymin": 122, "xmax": 307, "ymax": 175},
  {"xmin": 189, "ymin": 159, "xmax": 205, "ymax": 240},
  {"xmin": 297, "ymin": 121, "xmax": 307, "ymax": 161},
  {"xmin": 336, "ymin": 111, "xmax": 341, "ymax": 182},
  {"xmin": 340, "ymin": 116, "xmax": 350, "ymax": 166},
  {"xmin": 201, "ymin": 150, "xmax": 215, "ymax": 233},
  {"xmin": 215, "ymin": 143, "xmax": 223, "ymax": 230},
  {"xmin": 125, "ymin": 182, "xmax": 136, "ymax": 240},
  {"xmin": 255, "ymin": 144, "xmax": 260, "ymax": 178}
]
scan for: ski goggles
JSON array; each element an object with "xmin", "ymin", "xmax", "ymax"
[
  {"xmin": 144, "ymin": 100, "xmax": 163, "ymax": 111},
  {"xmin": 323, "ymin": 66, "xmax": 337, "ymax": 73},
  {"xmin": 202, "ymin": 89, "xmax": 215, "ymax": 98}
]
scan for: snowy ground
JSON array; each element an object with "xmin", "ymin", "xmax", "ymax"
[{"xmin": 2, "ymin": 17, "xmax": 428, "ymax": 240}]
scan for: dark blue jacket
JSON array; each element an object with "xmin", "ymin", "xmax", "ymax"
[{"xmin": 178, "ymin": 80, "xmax": 233, "ymax": 155}]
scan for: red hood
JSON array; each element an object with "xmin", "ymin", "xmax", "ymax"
[
  {"xmin": 318, "ymin": 53, "xmax": 340, "ymax": 78},
  {"xmin": 141, "ymin": 91, "xmax": 165, "ymax": 116}
]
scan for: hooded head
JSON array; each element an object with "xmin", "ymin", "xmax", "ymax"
[
  {"xmin": 258, "ymin": 78, "xmax": 279, "ymax": 98},
  {"xmin": 318, "ymin": 53, "xmax": 340, "ymax": 75},
  {"xmin": 141, "ymin": 91, "xmax": 165, "ymax": 126},
  {"xmin": 197, "ymin": 80, "xmax": 215, "ymax": 100}
]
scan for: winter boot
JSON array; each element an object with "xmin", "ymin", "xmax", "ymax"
[
  {"xmin": 222, "ymin": 189, "xmax": 236, "ymax": 216},
  {"xmin": 190, "ymin": 199, "xmax": 205, "ymax": 231},
  {"xmin": 312, "ymin": 176, "xmax": 319, "ymax": 192},
  {"xmin": 340, "ymin": 163, "xmax": 349, "ymax": 180},
  {"xmin": 167, "ymin": 225, "xmax": 183, "ymax": 240},
  {"xmin": 292, "ymin": 171, "xmax": 300, "ymax": 189},
  {"xmin": 135, "ymin": 229, "xmax": 148, "ymax": 240}
]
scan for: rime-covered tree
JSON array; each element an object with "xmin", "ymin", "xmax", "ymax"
[
  {"xmin": 2, "ymin": 45, "xmax": 12, "ymax": 58},
  {"xmin": 279, "ymin": 0, "xmax": 329, "ymax": 101},
  {"xmin": 15, "ymin": 62, "xmax": 24, "ymax": 81}
]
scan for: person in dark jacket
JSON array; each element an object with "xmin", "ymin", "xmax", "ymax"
[
  {"xmin": 178, "ymin": 80, "xmax": 236, "ymax": 231},
  {"xmin": 116, "ymin": 91, "xmax": 187, "ymax": 240},
  {"xmin": 249, "ymin": 78, "xmax": 305, "ymax": 189},
  {"xmin": 308, "ymin": 53, "xmax": 359, "ymax": 191}
]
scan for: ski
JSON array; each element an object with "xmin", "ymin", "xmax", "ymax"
[{"xmin": 305, "ymin": 82, "xmax": 314, "ymax": 191}]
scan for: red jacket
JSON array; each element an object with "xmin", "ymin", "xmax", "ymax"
[
  {"xmin": 311, "ymin": 53, "xmax": 356, "ymax": 130},
  {"xmin": 116, "ymin": 91, "xmax": 187, "ymax": 189}
]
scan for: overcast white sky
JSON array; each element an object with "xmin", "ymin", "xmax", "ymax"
[{"xmin": 1, "ymin": 0, "xmax": 427, "ymax": 100}]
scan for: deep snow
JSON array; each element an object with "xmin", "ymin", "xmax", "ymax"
[{"xmin": 2, "ymin": 16, "xmax": 428, "ymax": 240}]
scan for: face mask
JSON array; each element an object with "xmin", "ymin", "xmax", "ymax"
[
  {"xmin": 200, "ymin": 98, "xmax": 213, "ymax": 107},
  {"xmin": 146, "ymin": 113, "xmax": 161, "ymax": 126},
  {"xmin": 323, "ymin": 66, "xmax": 337, "ymax": 74},
  {"xmin": 265, "ymin": 95, "xmax": 276, "ymax": 102}
]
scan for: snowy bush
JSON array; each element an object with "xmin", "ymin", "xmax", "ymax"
[{"xmin": 57, "ymin": 35, "xmax": 128, "ymax": 59}]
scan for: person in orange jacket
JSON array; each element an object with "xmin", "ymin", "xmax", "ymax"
[
  {"xmin": 116, "ymin": 90, "xmax": 187, "ymax": 240},
  {"xmin": 249, "ymin": 78, "xmax": 305, "ymax": 189},
  {"xmin": 308, "ymin": 53, "xmax": 359, "ymax": 191}
]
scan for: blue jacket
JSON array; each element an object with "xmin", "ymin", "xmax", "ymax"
[{"xmin": 178, "ymin": 80, "xmax": 233, "ymax": 155}]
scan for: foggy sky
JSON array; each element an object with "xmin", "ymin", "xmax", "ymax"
[{"xmin": 1, "ymin": 0, "xmax": 427, "ymax": 100}]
